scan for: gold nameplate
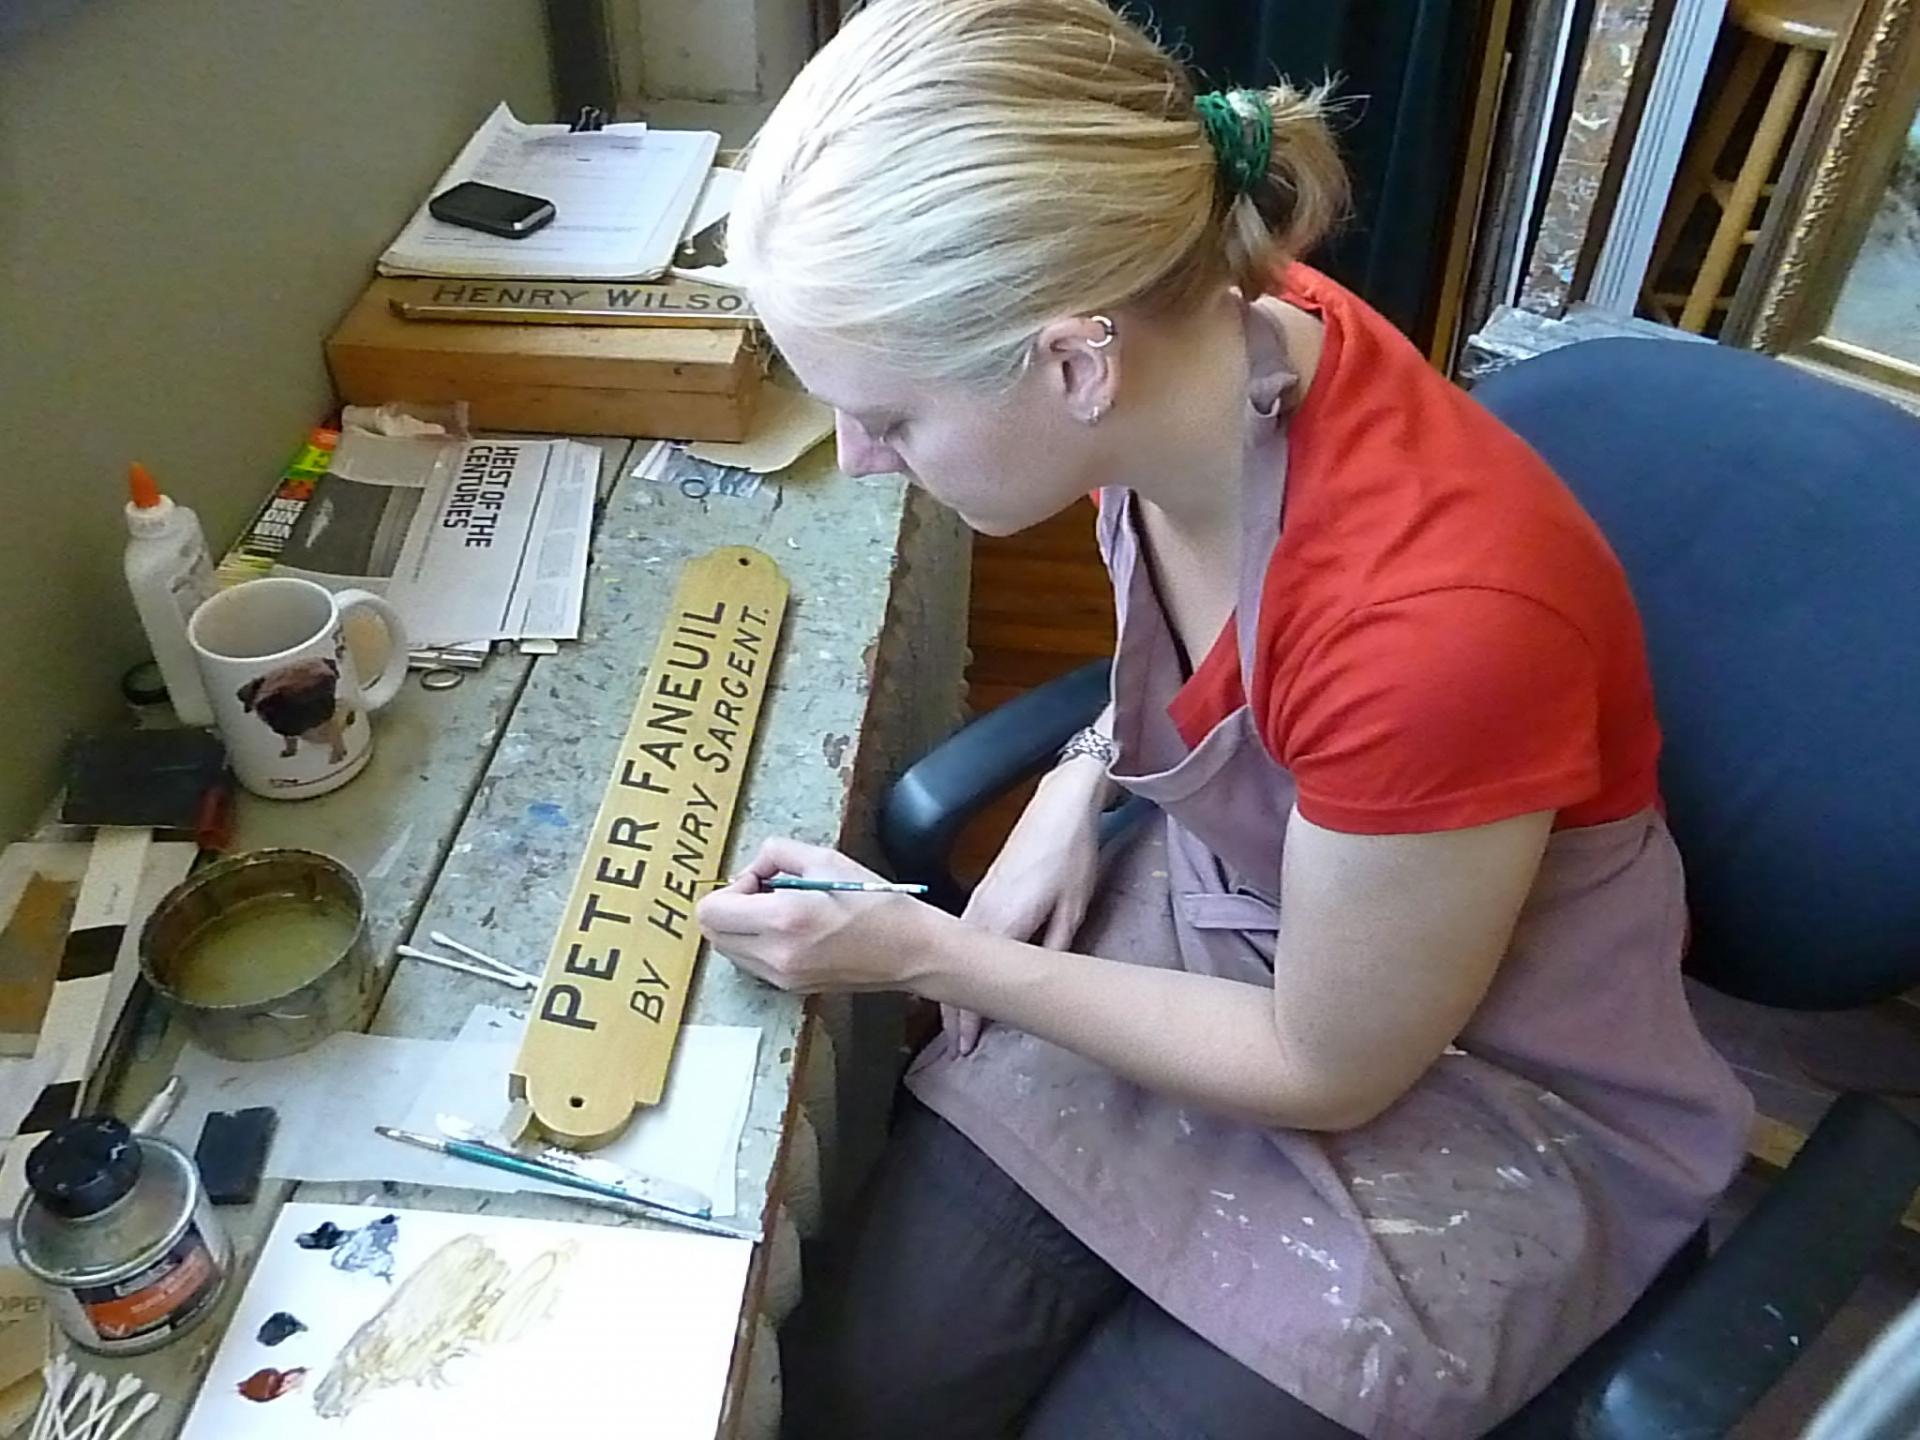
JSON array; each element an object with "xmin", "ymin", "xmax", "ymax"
[
  {"xmin": 389, "ymin": 277, "xmax": 755, "ymax": 328},
  {"xmin": 511, "ymin": 548, "xmax": 788, "ymax": 1148}
]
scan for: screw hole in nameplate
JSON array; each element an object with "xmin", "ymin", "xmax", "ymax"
[{"xmin": 569, "ymin": 1096, "xmax": 584, "ymax": 1109}]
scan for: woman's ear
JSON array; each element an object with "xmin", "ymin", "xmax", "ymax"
[{"xmin": 1032, "ymin": 315, "xmax": 1120, "ymax": 425}]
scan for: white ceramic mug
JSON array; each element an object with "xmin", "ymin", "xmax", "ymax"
[{"xmin": 188, "ymin": 577, "xmax": 408, "ymax": 799}]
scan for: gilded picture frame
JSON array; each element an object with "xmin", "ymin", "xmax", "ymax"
[{"xmin": 1730, "ymin": 0, "xmax": 1920, "ymax": 411}]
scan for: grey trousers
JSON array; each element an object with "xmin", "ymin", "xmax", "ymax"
[{"xmin": 780, "ymin": 1098, "xmax": 1360, "ymax": 1440}]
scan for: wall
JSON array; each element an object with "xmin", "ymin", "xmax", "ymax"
[
  {"xmin": 610, "ymin": 0, "xmax": 813, "ymax": 137},
  {"xmin": 0, "ymin": 0, "xmax": 552, "ymax": 839}
]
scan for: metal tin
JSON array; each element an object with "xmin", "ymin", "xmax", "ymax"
[
  {"xmin": 14, "ymin": 1119, "xmax": 230, "ymax": 1355},
  {"xmin": 139, "ymin": 848, "xmax": 375, "ymax": 1061}
]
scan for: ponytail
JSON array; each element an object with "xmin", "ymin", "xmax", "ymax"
[{"xmin": 1205, "ymin": 84, "xmax": 1349, "ymax": 296}]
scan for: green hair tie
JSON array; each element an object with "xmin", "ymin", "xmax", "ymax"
[{"xmin": 1194, "ymin": 89, "xmax": 1274, "ymax": 199}]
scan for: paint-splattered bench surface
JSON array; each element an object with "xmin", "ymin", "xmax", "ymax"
[{"xmin": 96, "ymin": 437, "xmax": 972, "ymax": 1438}]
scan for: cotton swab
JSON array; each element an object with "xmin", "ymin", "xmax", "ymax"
[
  {"xmin": 428, "ymin": 931, "xmax": 531, "ymax": 980},
  {"xmin": 95, "ymin": 1391, "xmax": 157, "ymax": 1440},
  {"xmin": 77, "ymin": 1377, "xmax": 140, "ymax": 1440},
  {"xmin": 30, "ymin": 1356, "xmax": 159, "ymax": 1440},
  {"xmin": 56, "ymin": 1371, "xmax": 102, "ymax": 1439},
  {"xmin": 28, "ymin": 1353, "xmax": 74, "ymax": 1440},
  {"xmin": 76, "ymin": 1374, "xmax": 107, "ymax": 1440},
  {"xmin": 395, "ymin": 944, "xmax": 536, "ymax": 991},
  {"xmin": 31, "ymin": 1357, "xmax": 87, "ymax": 1440}
]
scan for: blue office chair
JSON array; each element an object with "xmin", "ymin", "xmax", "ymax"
[{"xmin": 880, "ymin": 339, "xmax": 1920, "ymax": 1437}]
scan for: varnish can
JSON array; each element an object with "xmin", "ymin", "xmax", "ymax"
[{"xmin": 13, "ymin": 1115, "xmax": 230, "ymax": 1355}]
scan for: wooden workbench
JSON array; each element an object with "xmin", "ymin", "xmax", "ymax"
[{"xmin": 96, "ymin": 437, "xmax": 972, "ymax": 1437}]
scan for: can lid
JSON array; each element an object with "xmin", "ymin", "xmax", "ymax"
[{"xmin": 26, "ymin": 1117, "xmax": 143, "ymax": 1218}]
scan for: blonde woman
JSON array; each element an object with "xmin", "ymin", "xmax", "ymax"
[{"xmin": 696, "ymin": 2, "xmax": 1752, "ymax": 1435}]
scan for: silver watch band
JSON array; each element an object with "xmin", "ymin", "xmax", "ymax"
[{"xmin": 1057, "ymin": 726, "xmax": 1116, "ymax": 769}]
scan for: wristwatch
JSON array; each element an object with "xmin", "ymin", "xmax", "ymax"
[{"xmin": 1057, "ymin": 726, "xmax": 1117, "ymax": 769}]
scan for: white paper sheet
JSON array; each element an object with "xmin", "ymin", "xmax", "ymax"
[
  {"xmin": 160, "ymin": 1032, "xmax": 454, "ymax": 1174},
  {"xmin": 0, "ymin": 1048, "xmax": 67, "ymax": 1142},
  {"xmin": 670, "ymin": 165, "xmax": 744, "ymax": 287},
  {"xmin": 406, "ymin": 1007, "xmax": 759, "ymax": 1220},
  {"xmin": 179, "ymin": 1202, "xmax": 752, "ymax": 1440},
  {"xmin": 504, "ymin": 438, "xmax": 597, "ymax": 641},
  {"xmin": 680, "ymin": 166, "xmax": 741, "ymax": 243},
  {"xmin": 670, "ymin": 259, "xmax": 748, "ymax": 288},
  {"xmin": 159, "ymin": 1010, "xmax": 760, "ymax": 1223}
]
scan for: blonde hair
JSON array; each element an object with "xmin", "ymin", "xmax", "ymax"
[{"xmin": 729, "ymin": 0, "xmax": 1347, "ymax": 387}]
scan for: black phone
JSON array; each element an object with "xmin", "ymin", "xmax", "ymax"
[{"xmin": 428, "ymin": 181, "xmax": 557, "ymax": 239}]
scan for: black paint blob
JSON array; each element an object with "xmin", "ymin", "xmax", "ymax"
[
  {"xmin": 295, "ymin": 1220, "xmax": 347, "ymax": 1251},
  {"xmin": 257, "ymin": 1311, "xmax": 306, "ymax": 1346}
]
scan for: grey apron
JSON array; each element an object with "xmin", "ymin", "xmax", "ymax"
[{"xmin": 908, "ymin": 301, "xmax": 1753, "ymax": 1438}]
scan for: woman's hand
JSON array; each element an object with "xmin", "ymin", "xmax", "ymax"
[
  {"xmin": 946, "ymin": 756, "xmax": 1108, "ymax": 1054},
  {"xmin": 695, "ymin": 838, "xmax": 939, "ymax": 994}
]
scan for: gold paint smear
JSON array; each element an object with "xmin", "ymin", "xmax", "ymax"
[{"xmin": 312, "ymin": 1234, "xmax": 576, "ymax": 1419}]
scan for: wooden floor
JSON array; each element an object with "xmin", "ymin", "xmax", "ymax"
[{"xmin": 956, "ymin": 499, "xmax": 1115, "ymax": 880}]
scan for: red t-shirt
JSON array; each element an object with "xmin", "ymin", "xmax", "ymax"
[{"xmin": 1164, "ymin": 265, "xmax": 1662, "ymax": 835}]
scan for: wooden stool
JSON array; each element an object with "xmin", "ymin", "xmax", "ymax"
[{"xmin": 1644, "ymin": 0, "xmax": 1853, "ymax": 332}]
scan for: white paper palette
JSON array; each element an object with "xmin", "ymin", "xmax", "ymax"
[{"xmin": 179, "ymin": 1202, "xmax": 752, "ymax": 1439}]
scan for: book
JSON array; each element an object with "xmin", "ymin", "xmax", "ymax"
[{"xmin": 378, "ymin": 104, "xmax": 719, "ymax": 282}]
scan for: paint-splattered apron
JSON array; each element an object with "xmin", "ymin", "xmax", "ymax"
[{"xmin": 908, "ymin": 302, "xmax": 1753, "ymax": 1438}]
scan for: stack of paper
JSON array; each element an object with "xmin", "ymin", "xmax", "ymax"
[{"xmin": 379, "ymin": 104, "xmax": 719, "ymax": 283}]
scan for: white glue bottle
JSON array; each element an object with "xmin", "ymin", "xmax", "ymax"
[{"xmin": 123, "ymin": 462, "xmax": 216, "ymax": 726}]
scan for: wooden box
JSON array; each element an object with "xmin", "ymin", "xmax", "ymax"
[{"xmin": 326, "ymin": 280, "xmax": 765, "ymax": 441}]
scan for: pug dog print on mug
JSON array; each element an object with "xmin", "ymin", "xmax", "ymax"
[
  {"xmin": 190, "ymin": 578, "xmax": 408, "ymax": 799},
  {"xmin": 237, "ymin": 648, "xmax": 360, "ymax": 765}
]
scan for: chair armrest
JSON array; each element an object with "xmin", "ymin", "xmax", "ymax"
[
  {"xmin": 1586, "ymin": 1092, "xmax": 1920, "ymax": 1440},
  {"xmin": 880, "ymin": 660, "xmax": 1110, "ymax": 911}
]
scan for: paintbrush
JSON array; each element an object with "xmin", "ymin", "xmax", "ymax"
[
  {"xmin": 373, "ymin": 1126, "xmax": 747, "ymax": 1239},
  {"xmin": 433, "ymin": 1114, "xmax": 710, "ymax": 1214},
  {"xmin": 695, "ymin": 875, "xmax": 929, "ymax": 894}
]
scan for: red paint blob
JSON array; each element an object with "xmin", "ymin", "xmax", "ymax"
[{"xmin": 237, "ymin": 1366, "xmax": 307, "ymax": 1402}]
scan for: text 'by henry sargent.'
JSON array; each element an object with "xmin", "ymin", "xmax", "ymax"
[{"xmin": 538, "ymin": 598, "xmax": 776, "ymax": 1034}]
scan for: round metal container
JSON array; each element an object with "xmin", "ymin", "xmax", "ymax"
[
  {"xmin": 14, "ymin": 1121, "xmax": 230, "ymax": 1356},
  {"xmin": 139, "ymin": 849, "xmax": 375, "ymax": 1061}
]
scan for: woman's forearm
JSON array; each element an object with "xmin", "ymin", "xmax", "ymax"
[{"xmin": 911, "ymin": 913, "xmax": 1376, "ymax": 1131}]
